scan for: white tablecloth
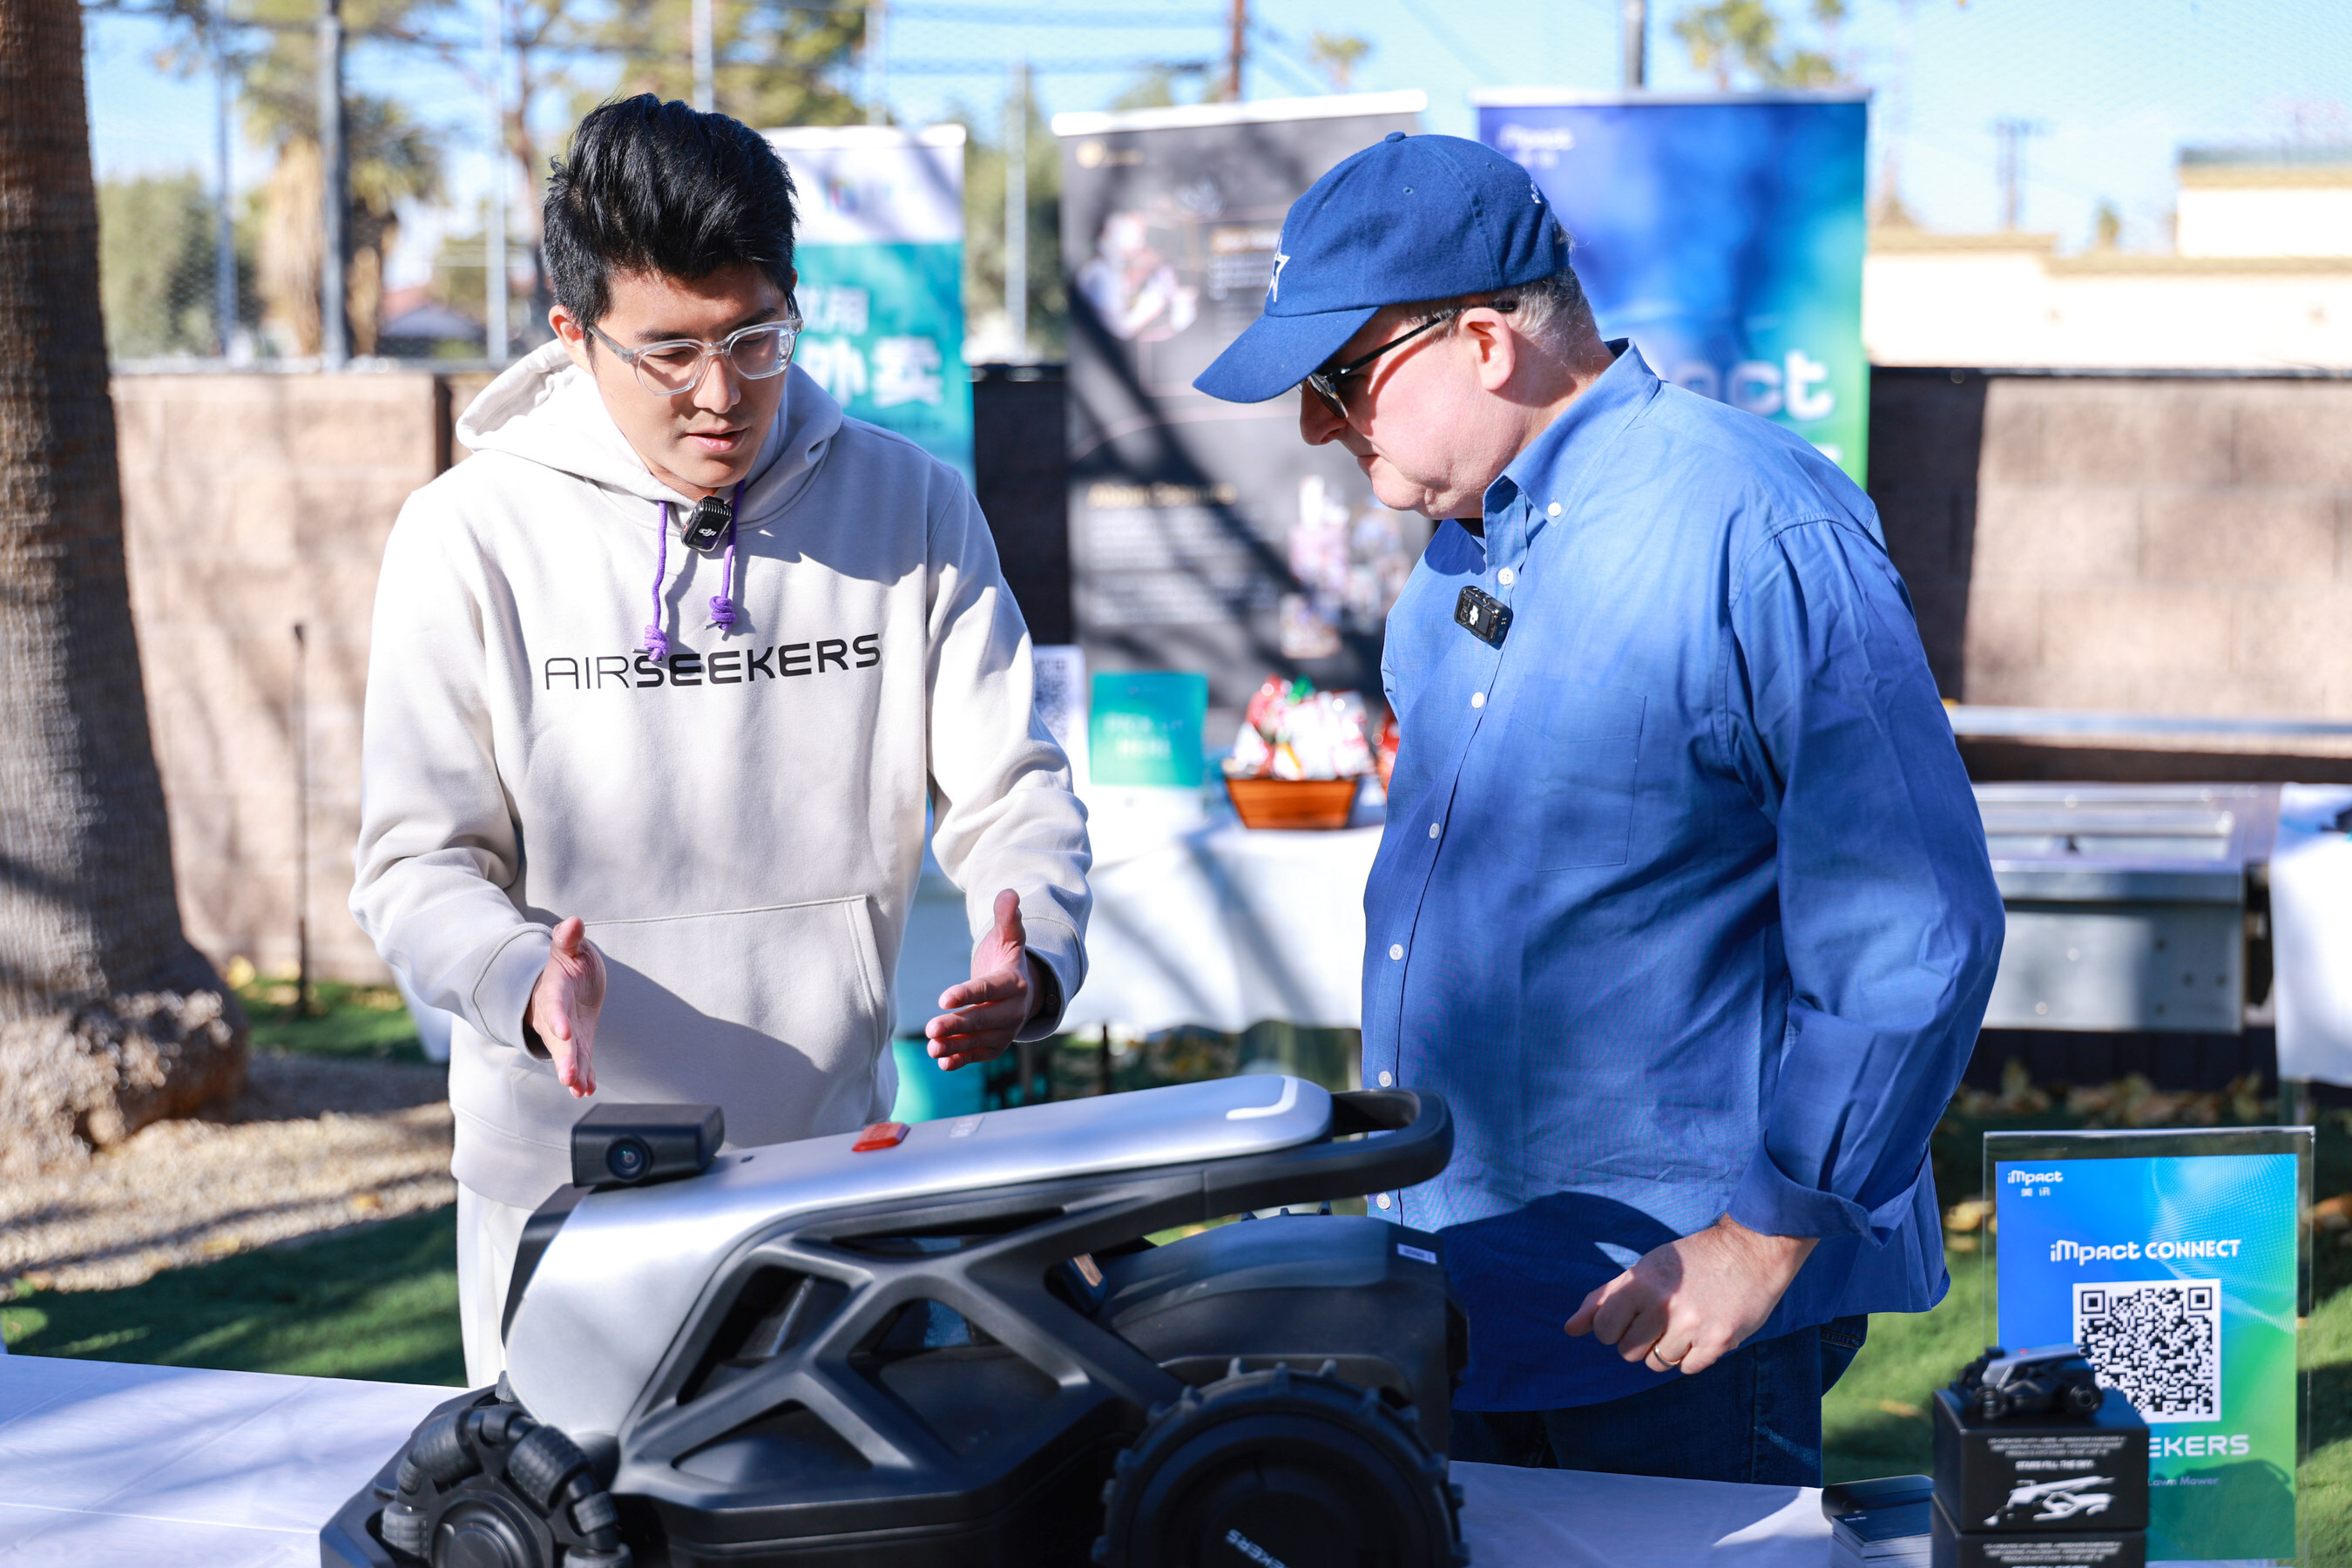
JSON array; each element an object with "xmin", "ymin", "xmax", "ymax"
[
  {"xmin": 0, "ymin": 1355, "xmax": 1832, "ymax": 1565},
  {"xmin": 2273, "ymin": 784, "xmax": 2352, "ymax": 1087},
  {"xmin": 895, "ymin": 786, "xmax": 1382, "ymax": 1037}
]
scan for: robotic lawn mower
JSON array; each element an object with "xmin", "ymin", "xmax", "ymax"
[{"xmin": 321, "ymin": 1074, "xmax": 1467, "ymax": 1568}]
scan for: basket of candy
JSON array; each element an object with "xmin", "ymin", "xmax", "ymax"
[{"xmin": 1221, "ymin": 676, "xmax": 1375, "ymax": 829}]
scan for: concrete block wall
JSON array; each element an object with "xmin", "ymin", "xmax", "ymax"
[
  {"xmin": 1869, "ymin": 369, "xmax": 2352, "ymax": 720},
  {"xmin": 116, "ymin": 372, "xmax": 448, "ymax": 983}
]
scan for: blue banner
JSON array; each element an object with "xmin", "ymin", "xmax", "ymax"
[{"xmin": 1476, "ymin": 91, "xmax": 1869, "ymax": 484}]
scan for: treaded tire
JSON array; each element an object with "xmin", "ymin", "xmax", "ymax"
[{"xmin": 1092, "ymin": 1362, "xmax": 1468, "ymax": 1568}]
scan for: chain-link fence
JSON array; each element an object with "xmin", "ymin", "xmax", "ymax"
[{"xmin": 84, "ymin": 0, "xmax": 2352, "ymax": 370}]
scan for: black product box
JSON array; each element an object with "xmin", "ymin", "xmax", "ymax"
[
  {"xmin": 1931, "ymin": 1388, "xmax": 2149, "ymax": 1534},
  {"xmin": 1930, "ymin": 1500, "xmax": 2144, "ymax": 1568}
]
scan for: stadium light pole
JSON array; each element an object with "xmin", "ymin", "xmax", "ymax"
[
  {"xmin": 317, "ymin": 0, "xmax": 347, "ymax": 367},
  {"xmin": 1005, "ymin": 57, "xmax": 1027, "ymax": 363},
  {"xmin": 691, "ymin": 0, "xmax": 713, "ymax": 112},
  {"xmin": 483, "ymin": 0, "xmax": 508, "ymax": 362},
  {"xmin": 864, "ymin": 0, "xmax": 886, "ymax": 124},
  {"xmin": 212, "ymin": 0, "xmax": 236, "ymax": 357}
]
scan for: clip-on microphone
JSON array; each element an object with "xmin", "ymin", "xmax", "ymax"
[{"xmin": 679, "ymin": 493, "xmax": 733, "ymax": 553}]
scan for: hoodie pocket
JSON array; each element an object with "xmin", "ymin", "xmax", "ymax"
[{"xmin": 582, "ymin": 895, "xmax": 893, "ymax": 1149}]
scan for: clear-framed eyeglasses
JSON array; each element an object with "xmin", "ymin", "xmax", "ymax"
[{"xmin": 584, "ymin": 314, "xmax": 804, "ymax": 395}]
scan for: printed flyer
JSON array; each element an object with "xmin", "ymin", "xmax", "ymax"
[{"xmin": 1990, "ymin": 1132, "xmax": 2308, "ymax": 1562}]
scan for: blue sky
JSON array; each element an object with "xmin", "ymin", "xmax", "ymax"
[{"xmin": 85, "ymin": 0, "xmax": 2352, "ymax": 284}]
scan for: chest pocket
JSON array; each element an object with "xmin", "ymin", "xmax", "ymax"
[{"xmin": 1520, "ymin": 678, "xmax": 1646, "ymax": 870}]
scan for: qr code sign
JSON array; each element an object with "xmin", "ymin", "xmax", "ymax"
[{"xmin": 2072, "ymin": 1278, "xmax": 2221, "ymax": 1423}]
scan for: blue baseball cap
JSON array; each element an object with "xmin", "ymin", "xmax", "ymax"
[{"xmin": 1193, "ymin": 132, "xmax": 1571, "ymax": 405}]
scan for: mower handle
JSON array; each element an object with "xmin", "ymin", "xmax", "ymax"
[{"xmin": 1197, "ymin": 1087, "xmax": 1451, "ymax": 1213}]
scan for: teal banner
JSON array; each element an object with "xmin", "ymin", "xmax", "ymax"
[
  {"xmin": 1476, "ymin": 91, "xmax": 1870, "ymax": 485},
  {"xmin": 1990, "ymin": 1130, "xmax": 2310, "ymax": 1563},
  {"xmin": 766, "ymin": 127, "xmax": 973, "ymax": 484}
]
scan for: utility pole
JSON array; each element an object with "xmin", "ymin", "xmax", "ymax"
[
  {"xmin": 864, "ymin": 0, "xmax": 886, "ymax": 125},
  {"xmin": 292, "ymin": 623, "xmax": 312, "ymax": 1017},
  {"xmin": 1224, "ymin": 0, "xmax": 1246, "ymax": 103},
  {"xmin": 691, "ymin": 0, "xmax": 713, "ymax": 112},
  {"xmin": 1620, "ymin": 0, "xmax": 1646, "ymax": 89},
  {"xmin": 1005, "ymin": 57, "xmax": 1028, "ymax": 362},
  {"xmin": 1992, "ymin": 118, "xmax": 2047, "ymax": 231},
  {"xmin": 483, "ymin": 0, "xmax": 508, "ymax": 362},
  {"xmin": 317, "ymin": 0, "xmax": 347, "ymax": 366},
  {"xmin": 211, "ymin": 0, "xmax": 237, "ymax": 357}
]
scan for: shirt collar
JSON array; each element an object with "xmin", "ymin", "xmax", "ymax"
[{"xmin": 1479, "ymin": 340, "xmax": 1657, "ymax": 564}]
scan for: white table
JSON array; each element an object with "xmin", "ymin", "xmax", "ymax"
[
  {"xmin": 0, "ymin": 1355, "xmax": 1831, "ymax": 1565},
  {"xmin": 896, "ymin": 786, "xmax": 1383, "ymax": 1037},
  {"xmin": 2274, "ymin": 784, "xmax": 2352, "ymax": 1088}
]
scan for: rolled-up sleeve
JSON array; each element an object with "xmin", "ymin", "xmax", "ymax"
[{"xmin": 1720, "ymin": 518, "xmax": 2004, "ymax": 1243}]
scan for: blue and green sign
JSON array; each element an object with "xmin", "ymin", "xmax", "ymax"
[
  {"xmin": 766, "ymin": 126, "xmax": 973, "ymax": 484},
  {"xmin": 1990, "ymin": 1132, "xmax": 2308, "ymax": 1563},
  {"xmin": 1475, "ymin": 91, "xmax": 1870, "ymax": 485}
]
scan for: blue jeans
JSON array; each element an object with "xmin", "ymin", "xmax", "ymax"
[{"xmin": 1450, "ymin": 1315, "xmax": 1869, "ymax": 1486}]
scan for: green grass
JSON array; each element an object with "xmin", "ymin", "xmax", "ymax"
[
  {"xmin": 238, "ymin": 977, "xmax": 430, "ymax": 1064},
  {"xmin": 2, "ymin": 1207, "xmax": 464, "ymax": 1386}
]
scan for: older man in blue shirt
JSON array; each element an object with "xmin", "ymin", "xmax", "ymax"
[{"xmin": 1195, "ymin": 132, "xmax": 2003, "ymax": 1484}]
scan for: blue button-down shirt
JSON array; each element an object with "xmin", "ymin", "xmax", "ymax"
[{"xmin": 1365, "ymin": 344, "xmax": 2003, "ymax": 1411}]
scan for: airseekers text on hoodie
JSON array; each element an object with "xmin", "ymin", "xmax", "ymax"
[{"xmin": 351, "ymin": 342, "xmax": 1092, "ymax": 1209}]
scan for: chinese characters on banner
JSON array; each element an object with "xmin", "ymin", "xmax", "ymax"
[
  {"xmin": 764, "ymin": 125, "xmax": 972, "ymax": 483},
  {"xmin": 1057, "ymin": 92, "xmax": 1429, "ymax": 735}
]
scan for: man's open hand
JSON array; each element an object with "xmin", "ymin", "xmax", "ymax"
[
  {"xmin": 925, "ymin": 889, "xmax": 1041, "ymax": 1072},
  {"xmin": 527, "ymin": 916, "xmax": 605, "ymax": 1098},
  {"xmin": 1563, "ymin": 1216, "xmax": 1819, "ymax": 1377}
]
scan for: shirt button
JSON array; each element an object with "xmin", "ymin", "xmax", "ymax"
[
  {"xmin": 1378, "ymin": 1070, "xmax": 1393, "ymax": 1087},
  {"xmin": 1376, "ymin": 1193, "xmax": 1394, "ymax": 1210},
  {"xmin": 1547, "ymin": 502, "xmax": 1562, "ymax": 517},
  {"xmin": 1427, "ymin": 821, "xmax": 1440, "ymax": 839},
  {"xmin": 1389, "ymin": 943, "xmax": 1403, "ymax": 960},
  {"xmin": 1470, "ymin": 692, "xmax": 1485, "ymax": 709},
  {"xmin": 1497, "ymin": 567, "xmax": 1515, "ymax": 585}
]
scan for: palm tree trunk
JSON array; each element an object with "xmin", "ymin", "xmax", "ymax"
[{"xmin": 0, "ymin": 0, "xmax": 247, "ymax": 1173}]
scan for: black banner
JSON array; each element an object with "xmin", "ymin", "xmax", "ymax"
[{"xmin": 1058, "ymin": 93, "xmax": 1429, "ymax": 735}]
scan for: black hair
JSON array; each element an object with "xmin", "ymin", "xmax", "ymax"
[{"xmin": 542, "ymin": 94, "xmax": 799, "ymax": 325}]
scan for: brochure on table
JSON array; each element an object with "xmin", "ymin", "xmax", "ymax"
[{"xmin": 1985, "ymin": 1128, "xmax": 2312, "ymax": 1565}]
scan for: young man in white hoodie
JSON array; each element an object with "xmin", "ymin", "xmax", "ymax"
[{"xmin": 352, "ymin": 96, "xmax": 1092, "ymax": 1383}]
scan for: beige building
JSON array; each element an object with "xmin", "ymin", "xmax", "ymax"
[{"xmin": 1865, "ymin": 147, "xmax": 2352, "ymax": 369}]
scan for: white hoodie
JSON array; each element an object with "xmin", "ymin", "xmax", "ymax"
[{"xmin": 351, "ymin": 342, "xmax": 1091, "ymax": 1208}]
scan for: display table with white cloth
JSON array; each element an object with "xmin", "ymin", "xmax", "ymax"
[
  {"xmin": 0, "ymin": 1354, "xmax": 1833, "ymax": 1565},
  {"xmin": 2272, "ymin": 784, "xmax": 2352, "ymax": 1087},
  {"xmin": 895, "ymin": 785, "xmax": 1383, "ymax": 1036}
]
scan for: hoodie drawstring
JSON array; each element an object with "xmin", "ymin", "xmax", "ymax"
[{"xmin": 643, "ymin": 480, "xmax": 747, "ymax": 659}]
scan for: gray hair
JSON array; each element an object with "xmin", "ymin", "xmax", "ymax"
[{"xmin": 1400, "ymin": 265, "xmax": 1597, "ymax": 358}]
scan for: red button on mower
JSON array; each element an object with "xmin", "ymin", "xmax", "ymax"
[{"xmin": 851, "ymin": 1121, "xmax": 910, "ymax": 1152}]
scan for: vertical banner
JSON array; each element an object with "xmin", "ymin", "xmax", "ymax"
[
  {"xmin": 764, "ymin": 125, "xmax": 973, "ymax": 484},
  {"xmin": 1475, "ymin": 91, "xmax": 1869, "ymax": 484},
  {"xmin": 1987, "ymin": 1129, "xmax": 2312, "ymax": 1564},
  {"xmin": 1055, "ymin": 92, "xmax": 1429, "ymax": 736}
]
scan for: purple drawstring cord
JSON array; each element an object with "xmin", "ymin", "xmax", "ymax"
[
  {"xmin": 644, "ymin": 480, "xmax": 747, "ymax": 657},
  {"xmin": 641, "ymin": 507, "xmax": 672, "ymax": 659}
]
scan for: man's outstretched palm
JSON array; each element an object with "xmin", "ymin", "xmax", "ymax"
[
  {"xmin": 925, "ymin": 889, "xmax": 1040, "ymax": 1071},
  {"xmin": 528, "ymin": 916, "xmax": 605, "ymax": 1097}
]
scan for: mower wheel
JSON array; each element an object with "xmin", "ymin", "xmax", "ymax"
[{"xmin": 1093, "ymin": 1362, "xmax": 1467, "ymax": 1568}]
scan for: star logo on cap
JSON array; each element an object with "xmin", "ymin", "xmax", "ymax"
[{"xmin": 1268, "ymin": 248, "xmax": 1292, "ymax": 303}]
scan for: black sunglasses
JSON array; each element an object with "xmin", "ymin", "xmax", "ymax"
[{"xmin": 1304, "ymin": 299, "xmax": 1518, "ymax": 418}]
